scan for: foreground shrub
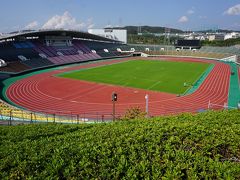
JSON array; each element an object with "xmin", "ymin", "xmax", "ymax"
[
  {"xmin": 120, "ymin": 106, "xmax": 147, "ymax": 120},
  {"xmin": 0, "ymin": 110, "xmax": 240, "ymax": 179}
]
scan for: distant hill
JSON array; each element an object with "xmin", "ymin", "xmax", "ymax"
[
  {"xmin": 112, "ymin": 26, "xmax": 184, "ymax": 34},
  {"xmin": 112, "ymin": 26, "xmax": 240, "ymax": 34}
]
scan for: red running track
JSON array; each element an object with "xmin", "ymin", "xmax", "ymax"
[{"xmin": 6, "ymin": 57, "xmax": 230, "ymax": 117}]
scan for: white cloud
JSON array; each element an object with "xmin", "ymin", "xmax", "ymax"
[
  {"xmin": 187, "ymin": 9, "xmax": 195, "ymax": 15},
  {"xmin": 86, "ymin": 18, "xmax": 95, "ymax": 29},
  {"xmin": 42, "ymin": 11, "xmax": 94, "ymax": 30},
  {"xmin": 224, "ymin": 4, "xmax": 240, "ymax": 15},
  {"xmin": 105, "ymin": 24, "xmax": 113, "ymax": 28},
  {"xmin": 178, "ymin": 16, "xmax": 189, "ymax": 23},
  {"xmin": 233, "ymin": 22, "xmax": 240, "ymax": 27},
  {"xmin": 199, "ymin": 15, "xmax": 207, "ymax": 19},
  {"xmin": 25, "ymin": 21, "xmax": 39, "ymax": 29}
]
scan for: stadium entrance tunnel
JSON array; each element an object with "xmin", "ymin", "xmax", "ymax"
[{"xmin": 132, "ymin": 53, "xmax": 142, "ymax": 57}]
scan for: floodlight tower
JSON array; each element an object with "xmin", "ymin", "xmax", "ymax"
[
  {"xmin": 164, "ymin": 27, "xmax": 171, "ymax": 52},
  {"xmin": 164, "ymin": 27, "xmax": 171, "ymax": 44},
  {"xmin": 138, "ymin": 23, "xmax": 142, "ymax": 35}
]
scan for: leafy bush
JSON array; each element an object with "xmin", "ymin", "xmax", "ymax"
[
  {"xmin": 0, "ymin": 110, "xmax": 240, "ymax": 179},
  {"xmin": 121, "ymin": 106, "xmax": 147, "ymax": 120},
  {"xmin": 202, "ymin": 37, "xmax": 240, "ymax": 47}
]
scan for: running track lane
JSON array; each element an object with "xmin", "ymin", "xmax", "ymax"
[{"xmin": 6, "ymin": 58, "xmax": 230, "ymax": 117}]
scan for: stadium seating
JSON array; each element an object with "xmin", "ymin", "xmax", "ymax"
[
  {"xmin": 2, "ymin": 34, "xmax": 237, "ymax": 74},
  {"xmin": 82, "ymin": 40, "xmax": 128, "ymax": 57},
  {"xmin": 125, "ymin": 44, "xmax": 239, "ymax": 60},
  {"xmin": 0, "ymin": 61, "xmax": 30, "ymax": 72},
  {"xmin": 21, "ymin": 58, "xmax": 54, "ymax": 69},
  {"xmin": 0, "ymin": 43, "xmax": 39, "ymax": 62},
  {"xmin": 0, "ymin": 39, "xmax": 130, "ymax": 73}
]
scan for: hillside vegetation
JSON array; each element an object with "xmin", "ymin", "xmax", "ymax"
[
  {"xmin": 202, "ymin": 37, "xmax": 240, "ymax": 47},
  {"xmin": 113, "ymin": 26, "xmax": 183, "ymax": 34},
  {"xmin": 0, "ymin": 110, "xmax": 240, "ymax": 179}
]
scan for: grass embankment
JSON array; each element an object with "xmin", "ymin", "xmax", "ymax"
[
  {"xmin": 0, "ymin": 110, "xmax": 240, "ymax": 179},
  {"xmin": 58, "ymin": 60, "xmax": 210, "ymax": 94}
]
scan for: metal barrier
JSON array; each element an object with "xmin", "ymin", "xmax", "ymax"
[
  {"xmin": 208, "ymin": 101, "xmax": 237, "ymax": 110},
  {"xmin": 0, "ymin": 108, "xmax": 120, "ymax": 125}
]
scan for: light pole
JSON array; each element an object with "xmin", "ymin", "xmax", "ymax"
[{"xmin": 145, "ymin": 94, "xmax": 149, "ymax": 118}]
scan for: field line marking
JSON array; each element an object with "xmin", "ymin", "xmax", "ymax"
[{"xmin": 147, "ymin": 81, "xmax": 161, "ymax": 90}]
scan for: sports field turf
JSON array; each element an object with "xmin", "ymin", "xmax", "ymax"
[{"xmin": 58, "ymin": 60, "xmax": 210, "ymax": 94}]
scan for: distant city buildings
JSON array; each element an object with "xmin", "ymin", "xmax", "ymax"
[
  {"xmin": 224, "ymin": 32, "xmax": 240, "ymax": 40},
  {"xmin": 137, "ymin": 31, "xmax": 240, "ymax": 42},
  {"xmin": 88, "ymin": 28, "xmax": 127, "ymax": 44},
  {"xmin": 180, "ymin": 32, "xmax": 240, "ymax": 41},
  {"xmin": 208, "ymin": 34, "xmax": 225, "ymax": 41}
]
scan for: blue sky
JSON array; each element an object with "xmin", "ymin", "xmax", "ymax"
[{"xmin": 0, "ymin": 0, "xmax": 240, "ymax": 32}]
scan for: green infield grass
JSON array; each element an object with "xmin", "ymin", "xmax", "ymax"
[{"xmin": 58, "ymin": 60, "xmax": 210, "ymax": 94}]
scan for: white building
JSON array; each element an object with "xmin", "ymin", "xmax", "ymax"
[
  {"xmin": 224, "ymin": 32, "xmax": 240, "ymax": 40},
  {"xmin": 195, "ymin": 35, "xmax": 206, "ymax": 40},
  {"xmin": 88, "ymin": 28, "xmax": 127, "ymax": 44},
  {"xmin": 208, "ymin": 34, "xmax": 225, "ymax": 41}
]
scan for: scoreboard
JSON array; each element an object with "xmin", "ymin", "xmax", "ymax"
[{"xmin": 175, "ymin": 40, "xmax": 201, "ymax": 49}]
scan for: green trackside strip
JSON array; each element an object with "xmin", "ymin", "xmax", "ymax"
[
  {"xmin": 184, "ymin": 64, "xmax": 215, "ymax": 95},
  {"xmin": 227, "ymin": 62, "xmax": 240, "ymax": 108}
]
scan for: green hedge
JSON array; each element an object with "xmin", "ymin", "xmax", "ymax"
[{"xmin": 0, "ymin": 110, "xmax": 240, "ymax": 179}]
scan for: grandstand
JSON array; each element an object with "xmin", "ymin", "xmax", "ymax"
[
  {"xmin": 126, "ymin": 44, "xmax": 240, "ymax": 62},
  {"xmin": 0, "ymin": 30, "xmax": 129, "ymax": 74}
]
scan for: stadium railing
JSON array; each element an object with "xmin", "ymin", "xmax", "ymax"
[{"xmin": 0, "ymin": 99, "xmax": 119, "ymax": 125}]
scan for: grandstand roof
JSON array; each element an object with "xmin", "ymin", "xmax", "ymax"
[{"xmin": 0, "ymin": 29, "xmax": 121, "ymax": 43}]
